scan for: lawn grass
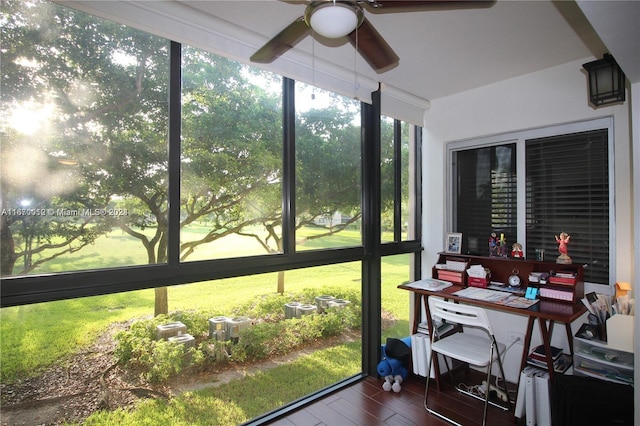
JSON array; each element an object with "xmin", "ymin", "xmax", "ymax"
[
  {"xmin": 0, "ymin": 290, "xmax": 156, "ymax": 383},
  {"xmin": 1, "ymin": 258, "xmax": 410, "ymax": 382},
  {"xmin": 78, "ymin": 342, "xmax": 362, "ymax": 426},
  {"xmin": 1, "ymin": 226, "xmax": 414, "ymax": 423}
]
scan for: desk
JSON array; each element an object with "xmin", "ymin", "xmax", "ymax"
[{"xmin": 398, "ymin": 283, "xmax": 587, "ymax": 389}]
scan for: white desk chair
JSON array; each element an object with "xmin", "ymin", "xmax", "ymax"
[{"xmin": 424, "ymin": 296, "xmax": 511, "ymax": 426}]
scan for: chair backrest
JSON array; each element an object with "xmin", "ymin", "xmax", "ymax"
[{"xmin": 428, "ymin": 296, "xmax": 495, "ymax": 336}]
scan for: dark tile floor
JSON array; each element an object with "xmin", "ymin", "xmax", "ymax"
[{"xmin": 267, "ymin": 370, "xmax": 519, "ymax": 426}]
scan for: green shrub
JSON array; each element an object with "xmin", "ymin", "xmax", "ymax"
[
  {"xmin": 233, "ymin": 302, "xmax": 358, "ymax": 362},
  {"xmin": 171, "ymin": 310, "xmax": 212, "ymax": 337},
  {"xmin": 114, "ymin": 287, "xmax": 362, "ymax": 383},
  {"xmin": 232, "ymin": 293, "xmax": 290, "ymax": 322},
  {"xmin": 145, "ymin": 340, "xmax": 188, "ymax": 383},
  {"xmin": 233, "ymin": 287, "xmax": 360, "ymax": 319}
]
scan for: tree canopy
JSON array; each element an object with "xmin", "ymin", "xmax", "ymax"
[{"xmin": 1, "ymin": 0, "xmax": 366, "ymax": 292}]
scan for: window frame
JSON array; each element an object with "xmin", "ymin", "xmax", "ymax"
[
  {"xmin": 1, "ymin": 2, "xmax": 423, "ymax": 423},
  {"xmin": 446, "ymin": 117, "xmax": 615, "ymax": 288},
  {"xmin": 1, "ymin": 56, "xmax": 423, "ymax": 308}
]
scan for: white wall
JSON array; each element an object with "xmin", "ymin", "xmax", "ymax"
[{"xmin": 421, "ymin": 58, "xmax": 634, "ymax": 382}]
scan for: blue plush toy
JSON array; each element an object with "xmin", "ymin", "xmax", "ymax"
[{"xmin": 378, "ymin": 337, "xmax": 411, "ymax": 392}]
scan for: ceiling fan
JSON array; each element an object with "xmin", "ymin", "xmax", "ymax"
[{"xmin": 250, "ymin": 0, "xmax": 494, "ymax": 73}]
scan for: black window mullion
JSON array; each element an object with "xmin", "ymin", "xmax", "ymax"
[
  {"xmin": 282, "ymin": 77, "xmax": 296, "ymax": 254},
  {"xmin": 361, "ymin": 89, "xmax": 382, "ymax": 378},
  {"xmin": 393, "ymin": 119, "xmax": 402, "ymax": 241},
  {"xmin": 168, "ymin": 41, "xmax": 181, "ymax": 266}
]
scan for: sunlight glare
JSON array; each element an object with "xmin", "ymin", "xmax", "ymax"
[{"xmin": 8, "ymin": 100, "xmax": 56, "ymax": 136}]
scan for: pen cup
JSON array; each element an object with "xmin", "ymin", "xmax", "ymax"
[{"xmin": 535, "ymin": 249, "xmax": 545, "ymax": 261}]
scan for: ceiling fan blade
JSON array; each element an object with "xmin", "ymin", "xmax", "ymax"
[
  {"xmin": 347, "ymin": 17, "xmax": 399, "ymax": 73},
  {"xmin": 250, "ymin": 16, "xmax": 311, "ymax": 63},
  {"xmin": 362, "ymin": 0, "xmax": 495, "ymax": 13}
]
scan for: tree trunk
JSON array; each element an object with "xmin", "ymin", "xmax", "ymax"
[
  {"xmin": 277, "ymin": 270, "xmax": 285, "ymax": 294},
  {"xmin": 0, "ymin": 215, "xmax": 16, "ymax": 276},
  {"xmin": 155, "ymin": 287, "xmax": 168, "ymax": 316}
]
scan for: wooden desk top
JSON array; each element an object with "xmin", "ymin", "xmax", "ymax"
[{"xmin": 398, "ymin": 283, "xmax": 587, "ymax": 323}]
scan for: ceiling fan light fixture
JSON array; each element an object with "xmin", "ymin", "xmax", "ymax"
[{"xmin": 307, "ymin": 2, "xmax": 362, "ymax": 39}]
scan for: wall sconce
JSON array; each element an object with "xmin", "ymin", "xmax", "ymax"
[{"xmin": 582, "ymin": 53, "xmax": 626, "ymax": 108}]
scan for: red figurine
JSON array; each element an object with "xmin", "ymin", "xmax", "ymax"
[
  {"xmin": 555, "ymin": 232, "xmax": 572, "ymax": 264},
  {"xmin": 511, "ymin": 243, "xmax": 523, "ymax": 258}
]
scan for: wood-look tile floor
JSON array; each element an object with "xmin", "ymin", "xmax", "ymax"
[{"xmin": 267, "ymin": 370, "xmax": 519, "ymax": 426}]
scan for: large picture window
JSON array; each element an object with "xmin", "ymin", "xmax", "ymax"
[
  {"xmin": 294, "ymin": 83, "xmax": 362, "ymax": 251},
  {"xmin": 1, "ymin": 1, "xmax": 422, "ymax": 424},
  {"xmin": 180, "ymin": 48, "xmax": 284, "ymax": 261},
  {"xmin": 381, "ymin": 117, "xmax": 419, "ymax": 243},
  {"xmin": 451, "ymin": 120, "xmax": 612, "ymax": 285},
  {"xmin": 1, "ymin": 0, "xmax": 171, "ymax": 276}
]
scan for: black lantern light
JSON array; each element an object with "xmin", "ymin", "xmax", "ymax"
[{"xmin": 582, "ymin": 53, "xmax": 626, "ymax": 108}]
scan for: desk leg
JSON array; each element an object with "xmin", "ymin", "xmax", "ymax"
[
  {"xmin": 513, "ymin": 316, "xmax": 536, "ymax": 423},
  {"xmin": 521, "ymin": 318, "xmax": 574, "ymax": 381},
  {"xmin": 411, "ymin": 292, "xmax": 421, "ymax": 334},
  {"xmin": 519, "ymin": 316, "xmax": 556, "ymax": 385},
  {"xmin": 520, "ymin": 316, "xmax": 535, "ymax": 374},
  {"xmin": 421, "ymin": 294, "xmax": 442, "ymax": 391},
  {"xmin": 564, "ymin": 322, "xmax": 574, "ymax": 357},
  {"xmin": 538, "ymin": 319, "xmax": 555, "ymax": 379}
]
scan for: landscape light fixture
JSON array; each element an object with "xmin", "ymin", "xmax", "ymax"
[{"xmin": 582, "ymin": 53, "xmax": 626, "ymax": 108}]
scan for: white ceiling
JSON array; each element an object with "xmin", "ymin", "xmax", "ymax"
[
  {"xmin": 64, "ymin": 0, "xmax": 638, "ymax": 108},
  {"xmin": 171, "ymin": 0, "xmax": 633, "ymax": 102}
]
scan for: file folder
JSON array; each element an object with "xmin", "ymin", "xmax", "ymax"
[{"xmin": 534, "ymin": 373, "xmax": 551, "ymax": 426}]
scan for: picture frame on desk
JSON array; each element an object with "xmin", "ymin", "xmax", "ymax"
[{"xmin": 446, "ymin": 232, "xmax": 462, "ymax": 254}]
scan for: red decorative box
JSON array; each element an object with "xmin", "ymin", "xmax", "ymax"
[
  {"xmin": 468, "ymin": 277, "xmax": 488, "ymax": 288},
  {"xmin": 437, "ymin": 270, "xmax": 464, "ymax": 284}
]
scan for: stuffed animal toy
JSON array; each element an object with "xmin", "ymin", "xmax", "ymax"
[
  {"xmin": 382, "ymin": 375, "xmax": 393, "ymax": 392},
  {"xmin": 378, "ymin": 337, "xmax": 411, "ymax": 392},
  {"xmin": 391, "ymin": 374, "xmax": 403, "ymax": 393},
  {"xmin": 381, "ymin": 374, "xmax": 404, "ymax": 392}
]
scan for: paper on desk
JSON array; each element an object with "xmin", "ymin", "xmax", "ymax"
[
  {"xmin": 495, "ymin": 295, "xmax": 540, "ymax": 308},
  {"xmin": 453, "ymin": 287, "xmax": 511, "ymax": 303},
  {"xmin": 466, "ymin": 264, "xmax": 488, "ymax": 278},
  {"xmin": 405, "ymin": 278, "xmax": 453, "ymax": 291}
]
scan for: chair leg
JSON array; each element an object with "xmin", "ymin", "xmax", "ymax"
[
  {"xmin": 425, "ymin": 350, "xmax": 463, "ymax": 425},
  {"xmin": 493, "ymin": 342, "xmax": 513, "ymax": 411},
  {"xmin": 443, "ymin": 355, "xmax": 455, "ymax": 385},
  {"xmin": 424, "ymin": 347, "xmax": 434, "ymax": 411},
  {"xmin": 425, "ymin": 354, "xmax": 463, "ymax": 426},
  {"xmin": 481, "ymin": 341, "xmax": 513, "ymax": 426},
  {"xmin": 482, "ymin": 350, "xmax": 494, "ymax": 426}
]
